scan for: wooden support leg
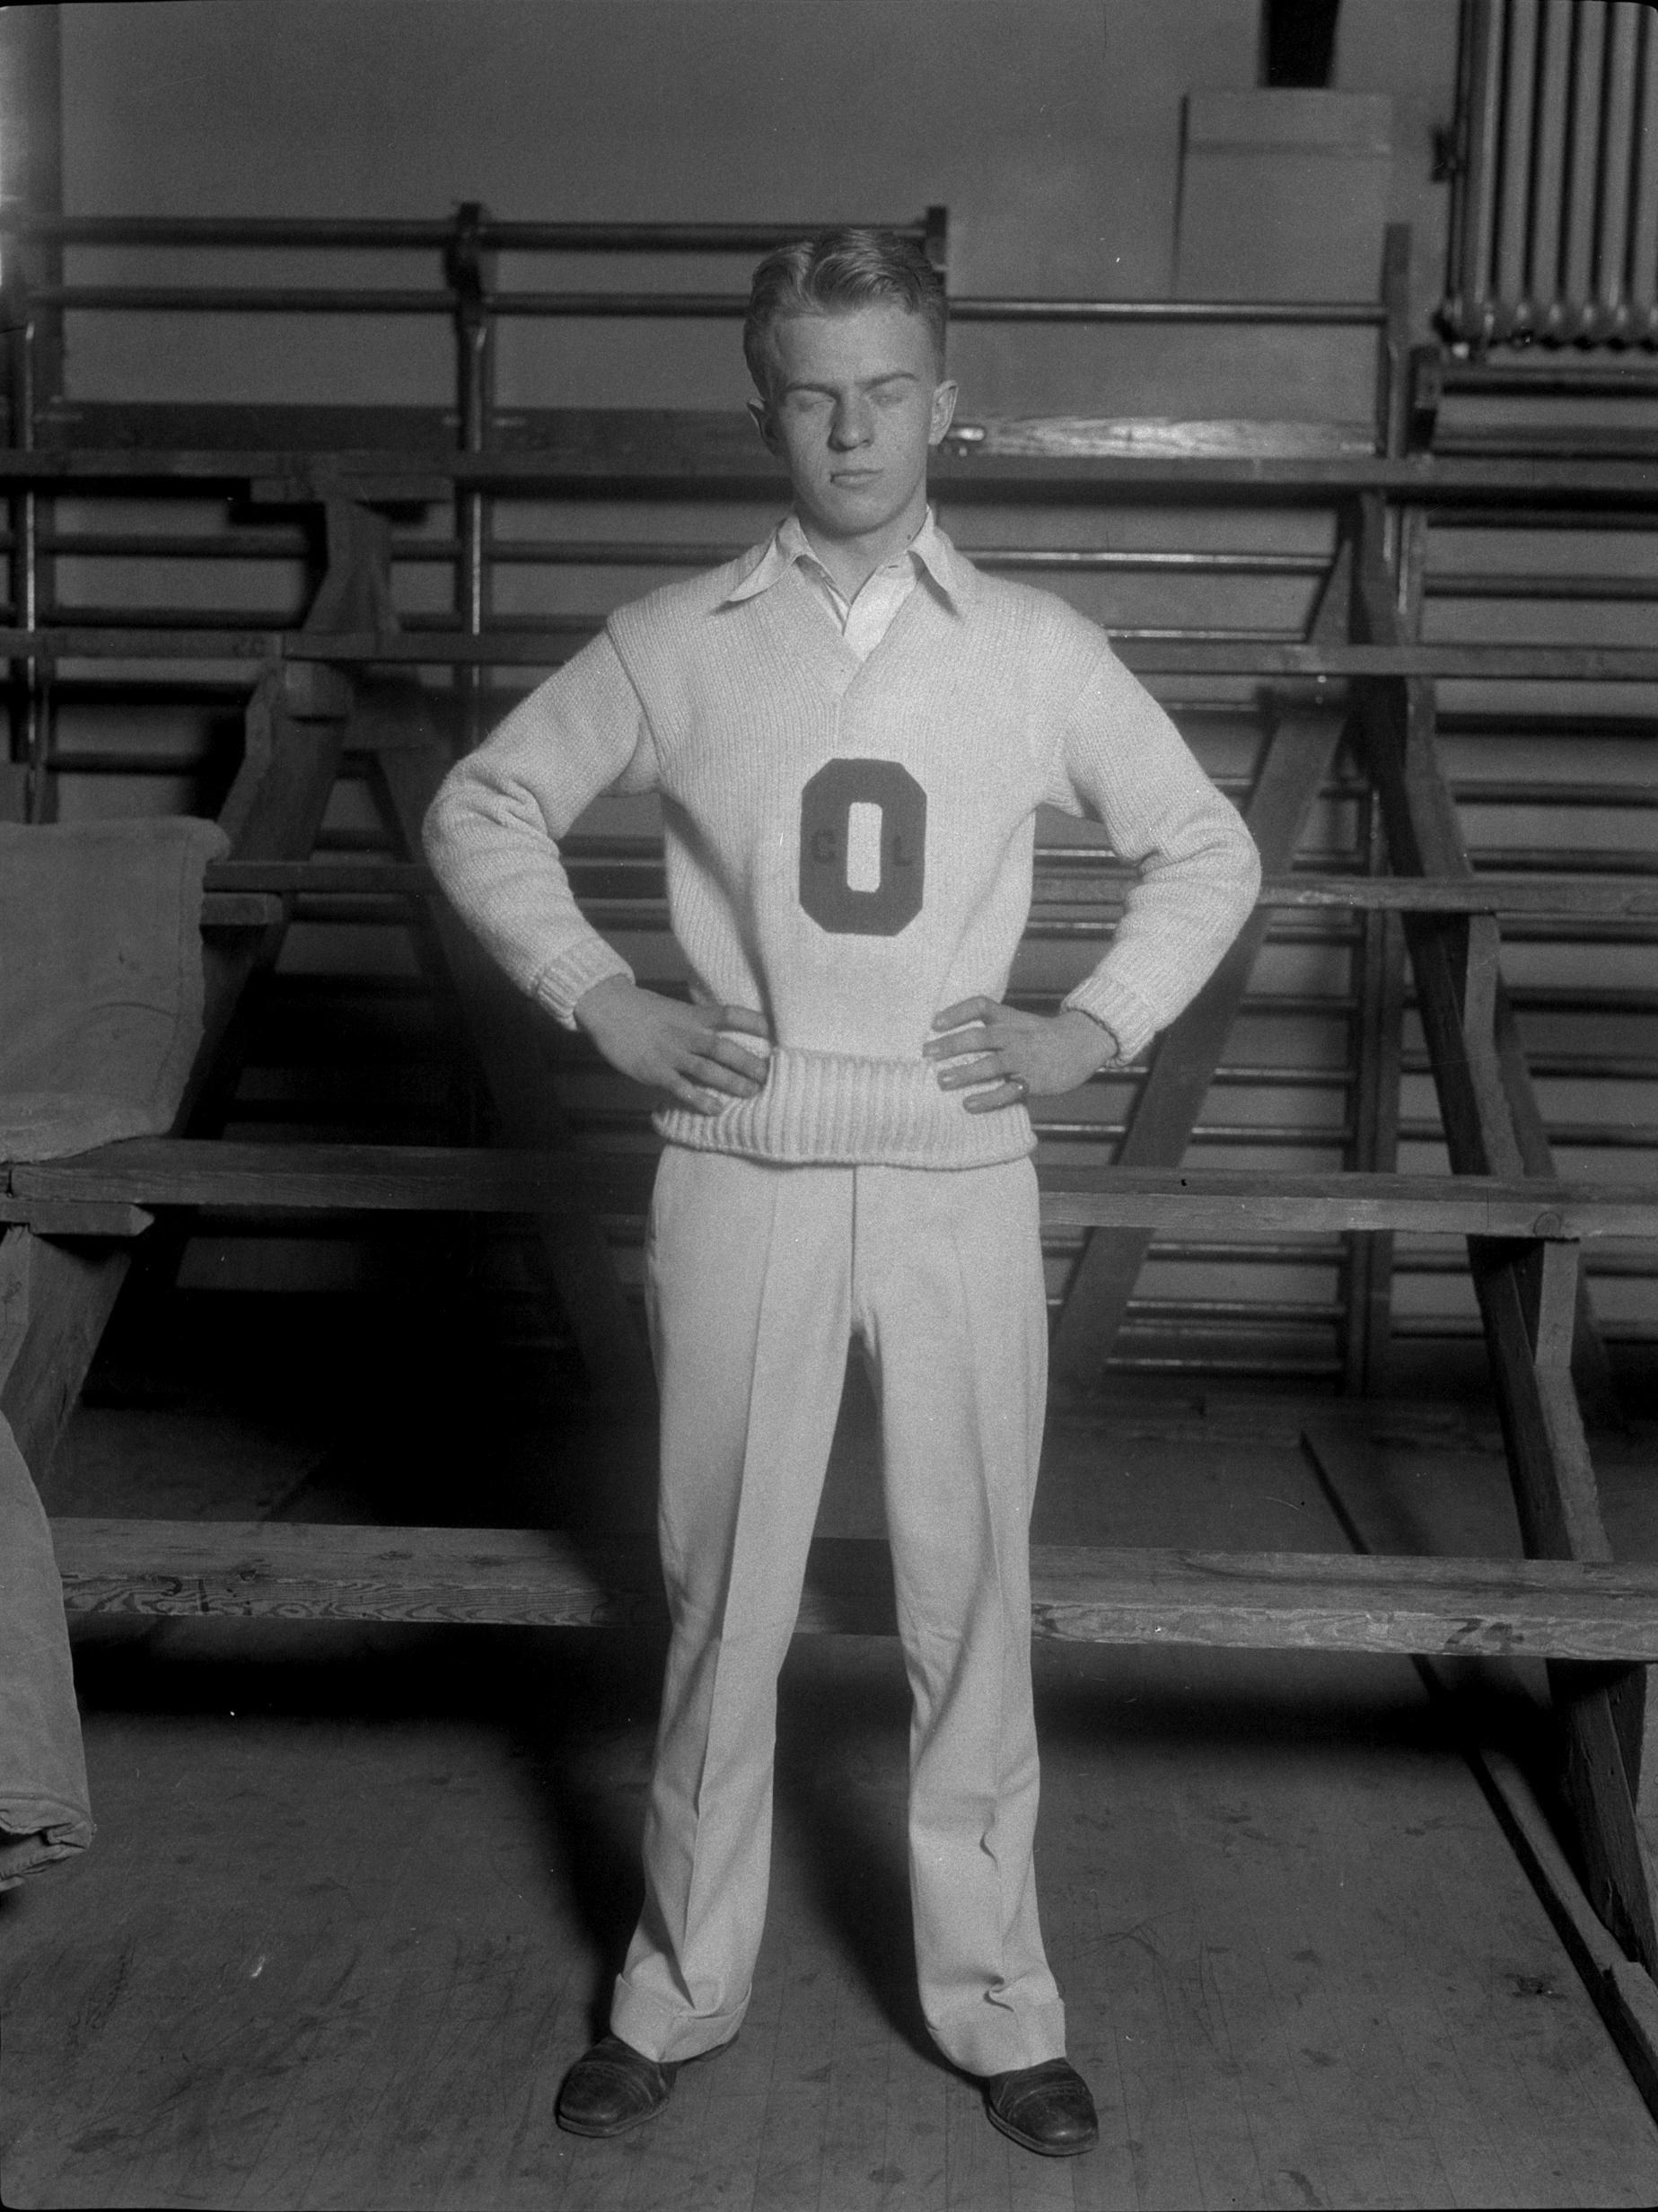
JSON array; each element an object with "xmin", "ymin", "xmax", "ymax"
[
  {"xmin": 1552, "ymin": 1663, "xmax": 1657, "ymax": 1971},
  {"xmin": 305, "ymin": 498, "xmax": 399, "ymax": 637},
  {"xmin": 1354, "ymin": 507, "xmax": 1657, "ymax": 1973},
  {"xmin": 1472, "ymin": 1233, "xmax": 1658, "ymax": 1970},
  {"xmin": 1496, "ymin": 982, "xmax": 1620, "ymax": 1421},
  {"xmin": 1052, "ymin": 698, "xmax": 1346, "ymax": 1387},
  {"xmin": 178, "ymin": 666, "xmax": 347, "ymax": 1135},
  {"xmin": 1639, "ymin": 1696, "xmax": 1658, "ymax": 1859},
  {"xmin": 1354, "ymin": 505, "xmax": 1615, "ymax": 1400},
  {"xmin": 0, "ymin": 1227, "xmax": 129, "ymax": 1489},
  {"xmin": 1344, "ymin": 900, "xmax": 1404, "ymax": 1395}
]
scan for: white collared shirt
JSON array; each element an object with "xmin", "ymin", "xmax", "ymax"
[{"xmin": 726, "ymin": 507, "xmax": 961, "ymax": 663}]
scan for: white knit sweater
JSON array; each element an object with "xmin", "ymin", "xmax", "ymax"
[{"xmin": 424, "ymin": 533, "xmax": 1259, "ymax": 1170}]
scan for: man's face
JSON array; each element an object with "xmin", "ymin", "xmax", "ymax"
[{"xmin": 751, "ymin": 303, "xmax": 957, "ymax": 544}]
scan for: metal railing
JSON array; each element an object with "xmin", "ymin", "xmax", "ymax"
[
  {"xmin": 0, "ymin": 199, "xmax": 1411, "ymax": 777},
  {"xmin": 0, "ymin": 205, "xmax": 1407, "ymax": 464}
]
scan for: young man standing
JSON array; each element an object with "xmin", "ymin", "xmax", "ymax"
[{"xmin": 425, "ymin": 230, "xmax": 1259, "ymax": 2158}]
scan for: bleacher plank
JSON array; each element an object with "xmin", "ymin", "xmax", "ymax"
[
  {"xmin": 49, "ymin": 1518, "xmax": 1658, "ymax": 1660},
  {"xmin": 198, "ymin": 860, "xmax": 1658, "ymax": 919},
  {"xmin": 7, "ymin": 620, "xmax": 1658, "ymax": 682},
  {"xmin": 8, "ymin": 1142, "xmax": 1657, "ymax": 1239},
  {"xmin": 0, "ymin": 1199, "xmax": 154, "ymax": 1236},
  {"xmin": 5, "ymin": 1140, "xmax": 645, "ymax": 1219},
  {"xmin": 3, "ymin": 441, "xmax": 1657, "ymax": 501}
]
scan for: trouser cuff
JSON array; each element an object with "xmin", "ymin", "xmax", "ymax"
[
  {"xmin": 610, "ymin": 1975, "xmax": 749, "ymax": 2065},
  {"xmin": 929, "ymin": 1997, "xmax": 1068, "ymax": 2079}
]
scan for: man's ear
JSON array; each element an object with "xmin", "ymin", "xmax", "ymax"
[
  {"xmin": 928, "ymin": 378, "xmax": 960, "ymax": 447},
  {"xmin": 748, "ymin": 397, "xmax": 779, "ymax": 452}
]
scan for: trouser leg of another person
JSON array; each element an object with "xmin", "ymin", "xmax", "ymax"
[
  {"xmin": 610, "ymin": 1148, "xmax": 853, "ymax": 2064},
  {"xmin": 855, "ymin": 1158, "xmax": 1066, "ymax": 2076}
]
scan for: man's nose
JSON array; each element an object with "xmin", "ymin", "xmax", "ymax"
[{"xmin": 829, "ymin": 399, "xmax": 873, "ymax": 450}]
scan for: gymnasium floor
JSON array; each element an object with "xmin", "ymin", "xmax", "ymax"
[{"xmin": 4, "ymin": 1295, "xmax": 1658, "ymax": 2210}]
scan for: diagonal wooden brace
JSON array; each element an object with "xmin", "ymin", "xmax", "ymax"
[{"xmin": 1052, "ymin": 697, "xmax": 1347, "ymax": 1387}]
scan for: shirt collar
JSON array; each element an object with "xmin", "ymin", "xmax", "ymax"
[{"xmin": 724, "ymin": 505, "xmax": 969, "ymax": 612}]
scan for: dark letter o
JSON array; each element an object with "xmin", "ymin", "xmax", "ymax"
[{"xmin": 798, "ymin": 759, "xmax": 927, "ymax": 936}]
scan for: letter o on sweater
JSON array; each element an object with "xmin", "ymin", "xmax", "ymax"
[{"xmin": 798, "ymin": 759, "xmax": 927, "ymax": 936}]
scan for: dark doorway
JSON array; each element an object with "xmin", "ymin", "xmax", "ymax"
[{"xmin": 1260, "ymin": 0, "xmax": 1342, "ymax": 87}]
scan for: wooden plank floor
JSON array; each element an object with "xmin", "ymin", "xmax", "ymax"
[
  {"xmin": 5, "ymin": 1333, "xmax": 1658, "ymax": 2208},
  {"xmin": 5, "ymin": 1625, "xmax": 1658, "ymax": 2210}
]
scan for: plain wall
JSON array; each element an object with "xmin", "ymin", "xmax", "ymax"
[{"xmin": 54, "ymin": 0, "xmax": 1453, "ymax": 420}]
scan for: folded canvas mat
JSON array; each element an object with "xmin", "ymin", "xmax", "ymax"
[
  {"xmin": 0, "ymin": 1407, "xmax": 94, "ymax": 1886},
  {"xmin": 1, "ymin": 814, "xmax": 227, "ymax": 1876},
  {"xmin": 0, "ymin": 815, "xmax": 229, "ymax": 1160}
]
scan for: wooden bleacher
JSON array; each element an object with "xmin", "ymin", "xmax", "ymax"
[{"xmin": 3, "ymin": 207, "xmax": 1657, "ymax": 2107}]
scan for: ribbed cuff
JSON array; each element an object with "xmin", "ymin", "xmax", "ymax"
[
  {"xmin": 1060, "ymin": 971, "xmax": 1157, "ymax": 1065},
  {"xmin": 531, "ymin": 936, "xmax": 636, "ymax": 1031}
]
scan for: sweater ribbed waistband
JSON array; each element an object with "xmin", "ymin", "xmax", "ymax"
[{"xmin": 654, "ymin": 1045, "xmax": 1035, "ymax": 1169}]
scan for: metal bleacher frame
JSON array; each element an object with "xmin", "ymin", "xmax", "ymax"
[{"xmin": 3, "ymin": 205, "xmax": 1658, "ymax": 2105}]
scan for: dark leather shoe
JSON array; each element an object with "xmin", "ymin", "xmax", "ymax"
[
  {"xmin": 555, "ymin": 2034, "xmax": 679, "ymax": 2138},
  {"xmin": 982, "ymin": 2057, "xmax": 1099, "ymax": 2156}
]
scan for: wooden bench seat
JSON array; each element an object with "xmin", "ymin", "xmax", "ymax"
[
  {"xmin": 192, "ymin": 862, "xmax": 1658, "ymax": 926},
  {"xmin": 50, "ymin": 1517, "xmax": 1658, "ymax": 1662},
  {"xmin": 6, "ymin": 1139, "xmax": 1655, "ymax": 1240}
]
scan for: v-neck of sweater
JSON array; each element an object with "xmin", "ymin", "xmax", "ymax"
[{"xmin": 756, "ymin": 557, "xmax": 947, "ymax": 700}]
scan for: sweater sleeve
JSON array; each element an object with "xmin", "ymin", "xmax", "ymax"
[
  {"xmin": 1046, "ymin": 645, "xmax": 1260, "ymax": 1063},
  {"xmin": 422, "ymin": 629, "xmax": 660, "ymax": 1027}
]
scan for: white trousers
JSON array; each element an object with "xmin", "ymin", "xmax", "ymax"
[{"xmin": 610, "ymin": 1146, "xmax": 1066, "ymax": 2076}]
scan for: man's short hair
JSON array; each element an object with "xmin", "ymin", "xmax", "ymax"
[{"xmin": 743, "ymin": 227, "xmax": 947, "ymax": 397}]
